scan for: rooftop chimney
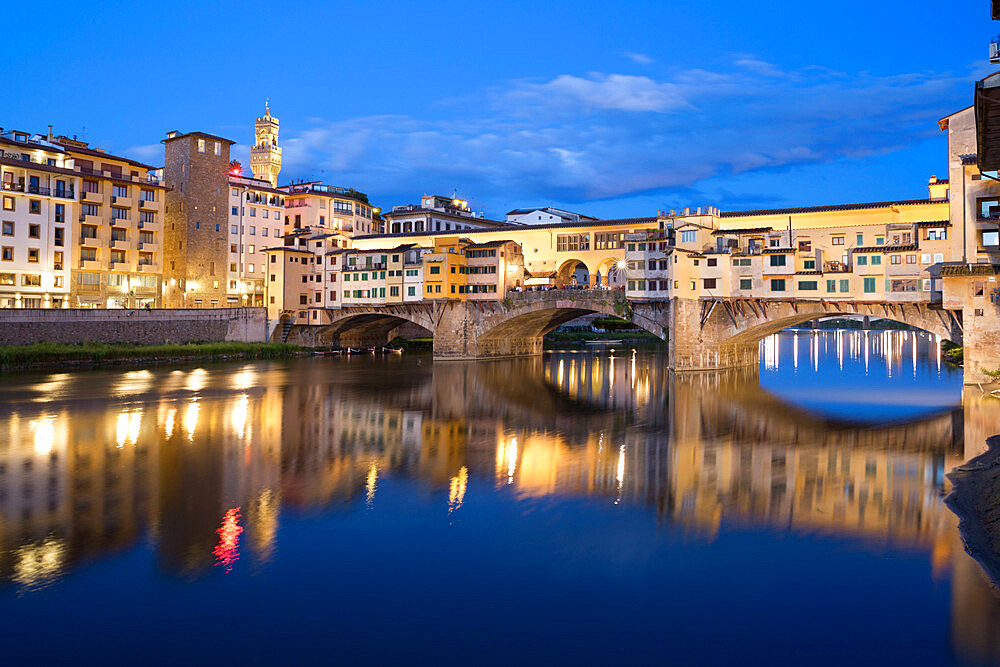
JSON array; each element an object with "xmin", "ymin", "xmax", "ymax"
[{"xmin": 47, "ymin": 125, "xmax": 53, "ymax": 142}]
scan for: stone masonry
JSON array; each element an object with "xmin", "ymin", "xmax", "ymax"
[{"xmin": 0, "ymin": 307, "xmax": 266, "ymax": 345}]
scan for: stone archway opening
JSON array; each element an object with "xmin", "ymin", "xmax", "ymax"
[
  {"xmin": 556, "ymin": 259, "xmax": 591, "ymax": 288},
  {"xmin": 594, "ymin": 257, "xmax": 626, "ymax": 289},
  {"xmin": 311, "ymin": 313, "xmax": 434, "ymax": 348}
]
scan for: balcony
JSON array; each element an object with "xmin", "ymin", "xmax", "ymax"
[
  {"xmin": 79, "ymin": 213, "xmax": 102, "ymax": 225},
  {"xmin": 109, "ymin": 260, "xmax": 129, "ymax": 270},
  {"xmin": 137, "ymin": 219, "xmax": 158, "ymax": 230},
  {"xmin": 111, "ymin": 239, "xmax": 130, "ymax": 250},
  {"xmin": 139, "ymin": 198, "xmax": 159, "ymax": 211},
  {"xmin": 137, "ymin": 262, "xmax": 161, "ymax": 273},
  {"xmin": 82, "ymin": 190, "xmax": 104, "ymax": 204},
  {"xmin": 1, "ymin": 181, "xmax": 24, "ymax": 192},
  {"xmin": 79, "ymin": 235, "xmax": 101, "ymax": 248},
  {"xmin": 78, "ymin": 259, "xmax": 102, "ymax": 270},
  {"xmin": 110, "ymin": 214, "xmax": 129, "ymax": 225},
  {"xmin": 138, "ymin": 241, "xmax": 159, "ymax": 251}
]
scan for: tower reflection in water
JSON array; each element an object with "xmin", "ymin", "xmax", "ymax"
[{"xmin": 0, "ymin": 337, "xmax": 997, "ymax": 661}]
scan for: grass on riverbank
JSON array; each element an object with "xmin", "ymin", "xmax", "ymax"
[
  {"xmin": 942, "ymin": 340, "xmax": 963, "ymax": 366},
  {"xmin": 0, "ymin": 341, "xmax": 303, "ymax": 370},
  {"xmin": 388, "ymin": 337, "xmax": 433, "ymax": 351}
]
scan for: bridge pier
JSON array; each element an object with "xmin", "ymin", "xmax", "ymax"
[{"xmin": 667, "ymin": 298, "xmax": 759, "ymax": 372}]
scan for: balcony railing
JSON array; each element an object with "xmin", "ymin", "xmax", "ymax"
[{"xmin": 1, "ymin": 182, "xmax": 24, "ymax": 192}]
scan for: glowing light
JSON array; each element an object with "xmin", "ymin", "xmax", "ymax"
[
  {"xmin": 12, "ymin": 537, "xmax": 66, "ymax": 591},
  {"xmin": 213, "ymin": 507, "xmax": 243, "ymax": 572},
  {"xmin": 506, "ymin": 436, "xmax": 518, "ymax": 484},
  {"xmin": 365, "ymin": 462, "xmax": 378, "ymax": 506},
  {"xmin": 232, "ymin": 394, "xmax": 249, "ymax": 439},
  {"xmin": 163, "ymin": 407, "xmax": 177, "ymax": 438},
  {"xmin": 616, "ymin": 260, "xmax": 627, "ymax": 270},
  {"xmin": 115, "ymin": 409, "xmax": 142, "ymax": 448},
  {"xmin": 448, "ymin": 466, "xmax": 468, "ymax": 512},
  {"xmin": 185, "ymin": 368, "xmax": 207, "ymax": 392},
  {"xmin": 31, "ymin": 416, "xmax": 56, "ymax": 455},
  {"xmin": 184, "ymin": 400, "xmax": 200, "ymax": 441},
  {"xmin": 114, "ymin": 369, "xmax": 153, "ymax": 396}
]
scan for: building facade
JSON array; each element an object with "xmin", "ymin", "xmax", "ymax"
[{"xmin": 162, "ymin": 131, "xmax": 234, "ymax": 308}]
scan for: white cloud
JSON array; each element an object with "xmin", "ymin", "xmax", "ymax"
[
  {"xmin": 279, "ymin": 58, "xmax": 975, "ymax": 212},
  {"xmin": 623, "ymin": 52, "xmax": 655, "ymax": 65}
]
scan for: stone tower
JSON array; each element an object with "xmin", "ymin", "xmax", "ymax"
[{"xmin": 250, "ymin": 100, "xmax": 282, "ymax": 186}]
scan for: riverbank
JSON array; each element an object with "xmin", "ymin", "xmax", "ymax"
[
  {"xmin": 543, "ymin": 330, "xmax": 663, "ymax": 347},
  {"xmin": 946, "ymin": 435, "xmax": 1000, "ymax": 587},
  {"xmin": 0, "ymin": 341, "xmax": 305, "ymax": 372}
]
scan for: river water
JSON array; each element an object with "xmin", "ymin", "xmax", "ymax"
[{"xmin": 1, "ymin": 330, "xmax": 999, "ymax": 664}]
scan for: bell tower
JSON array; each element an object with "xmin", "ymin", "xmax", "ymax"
[{"xmin": 250, "ymin": 99, "xmax": 282, "ymax": 186}]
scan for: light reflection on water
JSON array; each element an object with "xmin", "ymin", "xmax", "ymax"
[{"xmin": 0, "ymin": 339, "xmax": 997, "ymax": 664}]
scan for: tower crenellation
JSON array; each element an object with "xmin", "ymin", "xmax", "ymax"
[{"xmin": 250, "ymin": 99, "xmax": 282, "ymax": 186}]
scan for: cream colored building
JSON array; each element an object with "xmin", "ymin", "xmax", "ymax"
[
  {"xmin": 228, "ymin": 174, "xmax": 284, "ymax": 306},
  {"xmin": 0, "ymin": 129, "xmax": 75, "ymax": 308}
]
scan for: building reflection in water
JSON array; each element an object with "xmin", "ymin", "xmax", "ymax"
[{"xmin": 0, "ymin": 343, "xmax": 997, "ymax": 659}]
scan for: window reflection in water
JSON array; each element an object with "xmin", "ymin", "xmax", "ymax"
[{"xmin": 0, "ymin": 345, "xmax": 995, "ymax": 661}]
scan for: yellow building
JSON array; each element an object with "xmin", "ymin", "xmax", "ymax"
[{"xmin": 423, "ymin": 237, "xmax": 468, "ymax": 300}]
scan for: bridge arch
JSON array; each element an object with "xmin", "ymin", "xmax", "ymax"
[
  {"xmin": 721, "ymin": 309, "xmax": 959, "ymax": 346},
  {"xmin": 285, "ymin": 306, "xmax": 436, "ymax": 347},
  {"xmin": 469, "ymin": 292, "xmax": 666, "ymax": 358}
]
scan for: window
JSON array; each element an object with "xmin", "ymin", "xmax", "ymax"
[
  {"xmin": 798, "ymin": 280, "xmax": 817, "ymax": 291},
  {"xmin": 1, "ymin": 221, "xmax": 12, "ymax": 236},
  {"xmin": 2, "ymin": 197, "xmax": 12, "ymax": 211},
  {"xmin": 906, "ymin": 254, "xmax": 916, "ymax": 264},
  {"xmin": 739, "ymin": 278, "xmax": 752, "ymax": 290},
  {"xmin": 803, "ymin": 259, "xmax": 815, "ymax": 270},
  {"xmin": 703, "ymin": 278, "xmax": 717, "ymax": 289},
  {"xmin": 1, "ymin": 247, "xmax": 11, "ymax": 261},
  {"xmin": 594, "ymin": 232, "xmax": 623, "ymax": 250},
  {"xmin": 890, "ymin": 255, "xmax": 901, "ymax": 265},
  {"xmin": 933, "ymin": 253, "xmax": 944, "ymax": 263},
  {"xmin": 214, "ymin": 141, "xmax": 221, "ymax": 156},
  {"xmin": 707, "ymin": 257, "xmax": 717, "ymax": 267},
  {"xmin": 925, "ymin": 228, "xmax": 947, "ymax": 241},
  {"xmin": 984, "ymin": 231, "xmax": 1000, "ymax": 247},
  {"xmin": 770, "ymin": 279, "xmax": 786, "ymax": 292},
  {"xmin": 826, "ymin": 279, "xmax": 836, "ymax": 293},
  {"xmin": 29, "ymin": 200, "xmax": 40, "ymax": 214},
  {"xmin": 556, "ymin": 233, "xmax": 590, "ymax": 252},
  {"xmin": 875, "ymin": 237, "xmax": 884, "ymax": 246},
  {"xmin": 921, "ymin": 253, "xmax": 931, "ymax": 264},
  {"xmin": 832, "ymin": 236, "xmax": 844, "ymax": 246},
  {"xmin": 82, "ymin": 204, "xmax": 99, "ymax": 217},
  {"xmin": 0, "ymin": 273, "xmax": 12, "ymax": 285},
  {"xmin": 840, "ymin": 279, "xmax": 849, "ymax": 292},
  {"xmin": 112, "ymin": 184, "xmax": 128, "ymax": 198},
  {"xmin": 856, "ymin": 255, "xmax": 867, "ymax": 265},
  {"xmin": 856, "ymin": 233, "xmax": 863, "ymax": 245},
  {"xmin": 871, "ymin": 255, "xmax": 881, "ymax": 266},
  {"xmin": 680, "ymin": 231, "xmax": 697, "ymax": 243},
  {"xmin": 798, "ymin": 240, "xmax": 811, "ymax": 252},
  {"xmin": 863, "ymin": 277, "xmax": 876, "ymax": 293},
  {"xmin": 978, "ymin": 197, "xmax": 1000, "ymax": 219},
  {"xmin": 198, "ymin": 139, "xmax": 206, "ymax": 153},
  {"xmin": 80, "ymin": 247, "xmax": 96, "ymax": 261},
  {"xmin": 111, "ymin": 207, "xmax": 128, "ymax": 220},
  {"xmin": 22, "ymin": 274, "xmax": 40, "ymax": 286},
  {"xmin": 891, "ymin": 279, "xmax": 920, "ymax": 293},
  {"xmin": 768, "ymin": 254, "xmax": 786, "ymax": 267},
  {"xmin": 429, "ymin": 265, "xmax": 440, "ymax": 274},
  {"xmin": 53, "ymin": 251, "xmax": 63, "ymax": 270},
  {"xmin": 55, "ymin": 204, "xmax": 65, "ymax": 223}
]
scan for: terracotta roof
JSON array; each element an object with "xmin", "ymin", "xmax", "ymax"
[
  {"xmin": 761, "ymin": 247, "xmax": 795, "ymax": 254},
  {"xmin": 720, "ymin": 198, "xmax": 946, "ymax": 218},
  {"xmin": 56, "ymin": 141, "xmax": 156, "ymax": 170},
  {"xmin": 262, "ymin": 246, "xmax": 312, "ymax": 254},
  {"xmin": 794, "ymin": 270, "xmax": 823, "ymax": 275},
  {"xmin": 712, "ymin": 226, "xmax": 773, "ymax": 235},
  {"xmin": 916, "ymin": 220, "xmax": 951, "ymax": 227},
  {"xmin": 960, "ymin": 154, "xmax": 978, "ymax": 165}
]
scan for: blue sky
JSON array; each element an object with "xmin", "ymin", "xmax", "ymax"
[{"xmin": 1, "ymin": 0, "xmax": 994, "ymax": 219}]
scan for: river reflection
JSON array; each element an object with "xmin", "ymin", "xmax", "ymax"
[{"xmin": 0, "ymin": 334, "xmax": 999, "ymax": 664}]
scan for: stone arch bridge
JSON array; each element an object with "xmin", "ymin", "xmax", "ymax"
[{"xmin": 282, "ymin": 290, "xmax": 963, "ymax": 371}]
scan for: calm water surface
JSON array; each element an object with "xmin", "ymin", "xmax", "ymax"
[{"xmin": 1, "ymin": 330, "xmax": 999, "ymax": 665}]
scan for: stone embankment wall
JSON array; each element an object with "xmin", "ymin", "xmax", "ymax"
[{"xmin": 0, "ymin": 308, "xmax": 267, "ymax": 345}]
